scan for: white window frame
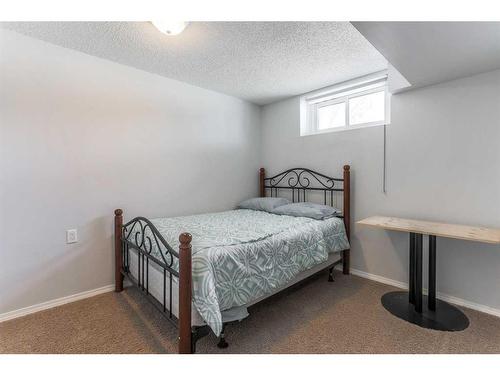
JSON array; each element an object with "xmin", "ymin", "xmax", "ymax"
[{"xmin": 300, "ymin": 71, "xmax": 391, "ymax": 136}]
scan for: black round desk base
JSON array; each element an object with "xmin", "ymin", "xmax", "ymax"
[{"xmin": 381, "ymin": 291, "xmax": 469, "ymax": 332}]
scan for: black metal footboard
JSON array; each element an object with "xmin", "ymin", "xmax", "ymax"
[
  {"xmin": 114, "ymin": 209, "xmax": 209, "ymax": 354},
  {"xmin": 121, "ymin": 215, "xmax": 179, "ymax": 324}
]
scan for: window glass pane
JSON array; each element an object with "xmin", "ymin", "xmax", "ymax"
[
  {"xmin": 349, "ymin": 90, "xmax": 385, "ymax": 125},
  {"xmin": 317, "ymin": 102, "xmax": 346, "ymax": 130}
]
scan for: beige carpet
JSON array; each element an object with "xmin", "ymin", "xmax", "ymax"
[{"xmin": 1, "ymin": 271, "xmax": 500, "ymax": 354}]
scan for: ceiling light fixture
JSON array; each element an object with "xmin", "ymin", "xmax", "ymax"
[{"xmin": 151, "ymin": 21, "xmax": 189, "ymax": 36}]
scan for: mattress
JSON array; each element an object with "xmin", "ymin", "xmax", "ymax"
[{"xmin": 127, "ymin": 209, "xmax": 350, "ymax": 336}]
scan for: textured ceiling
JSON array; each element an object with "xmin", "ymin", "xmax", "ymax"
[
  {"xmin": 353, "ymin": 22, "xmax": 500, "ymax": 90},
  {"xmin": 0, "ymin": 22, "xmax": 387, "ymax": 105}
]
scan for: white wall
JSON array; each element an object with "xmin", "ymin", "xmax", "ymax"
[
  {"xmin": 261, "ymin": 69, "xmax": 500, "ymax": 311},
  {"xmin": 0, "ymin": 30, "xmax": 261, "ymax": 315}
]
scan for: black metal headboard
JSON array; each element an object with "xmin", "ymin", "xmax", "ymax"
[
  {"xmin": 259, "ymin": 165, "xmax": 351, "ymax": 274},
  {"xmin": 260, "ymin": 167, "xmax": 346, "ymax": 207}
]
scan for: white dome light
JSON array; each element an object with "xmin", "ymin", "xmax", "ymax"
[{"xmin": 151, "ymin": 21, "xmax": 189, "ymax": 36}]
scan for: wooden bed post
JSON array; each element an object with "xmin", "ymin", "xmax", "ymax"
[
  {"xmin": 114, "ymin": 209, "xmax": 124, "ymax": 292},
  {"xmin": 342, "ymin": 165, "xmax": 351, "ymax": 275},
  {"xmin": 259, "ymin": 168, "xmax": 266, "ymax": 197},
  {"xmin": 178, "ymin": 232, "xmax": 193, "ymax": 354}
]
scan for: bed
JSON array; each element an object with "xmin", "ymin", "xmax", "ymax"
[{"xmin": 114, "ymin": 166, "xmax": 351, "ymax": 353}]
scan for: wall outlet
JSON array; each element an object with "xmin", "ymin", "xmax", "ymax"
[{"xmin": 66, "ymin": 229, "xmax": 78, "ymax": 244}]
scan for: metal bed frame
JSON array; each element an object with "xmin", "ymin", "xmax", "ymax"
[{"xmin": 114, "ymin": 165, "xmax": 351, "ymax": 354}]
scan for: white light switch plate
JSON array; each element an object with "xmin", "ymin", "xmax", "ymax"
[{"xmin": 66, "ymin": 229, "xmax": 78, "ymax": 244}]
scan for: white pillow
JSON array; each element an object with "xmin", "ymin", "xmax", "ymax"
[
  {"xmin": 272, "ymin": 202, "xmax": 341, "ymax": 220},
  {"xmin": 237, "ymin": 197, "xmax": 291, "ymax": 213}
]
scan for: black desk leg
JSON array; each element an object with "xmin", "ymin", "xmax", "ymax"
[
  {"xmin": 381, "ymin": 232, "xmax": 469, "ymax": 331},
  {"xmin": 414, "ymin": 233, "xmax": 423, "ymax": 313},
  {"xmin": 409, "ymin": 233, "xmax": 415, "ymax": 304},
  {"xmin": 428, "ymin": 235, "xmax": 437, "ymax": 311}
]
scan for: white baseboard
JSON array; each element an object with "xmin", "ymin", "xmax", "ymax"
[
  {"xmin": 2, "ymin": 269, "xmax": 500, "ymax": 324},
  {"xmin": 0, "ymin": 284, "xmax": 115, "ymax": 323},
  {"xmin": 350, "ymin": 268, "xmax": 500, "ymax": 319}
]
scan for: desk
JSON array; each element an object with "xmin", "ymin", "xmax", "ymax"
[{"xmin": 357, "ymin": 216, "xmax": 500, "ymax": 331}]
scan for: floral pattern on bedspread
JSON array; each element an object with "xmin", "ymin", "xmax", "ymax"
[{"xmin": 145, "ymin": 209, "xmax": 349, "ymax": 336}]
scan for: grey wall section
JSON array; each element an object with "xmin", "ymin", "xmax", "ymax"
[
  {"xmin": 0, "ymin": 30, "xmax": 261, "ymax": 314},
  {"xmin": 261, "ymin": 69, "xmax": 500, "ymax": 310}
]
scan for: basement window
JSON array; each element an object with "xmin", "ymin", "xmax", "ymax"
[{"xmin": 300, "ymin": 72, "xmax": 390, "ymax": 136}]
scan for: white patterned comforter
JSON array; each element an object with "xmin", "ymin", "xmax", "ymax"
[{"xmin": 146, "ymin": 209, "xmax": 350, "ymax": 336}]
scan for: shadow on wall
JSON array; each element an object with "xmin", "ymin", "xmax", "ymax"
[{"xmin": 352, "ymin": 227, "xmax": 408, "ymax": 281}]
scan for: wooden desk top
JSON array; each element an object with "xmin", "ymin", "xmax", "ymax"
[{"xmin": 357, "ymin": 216, "xmax": 500, "ymax": 244}]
